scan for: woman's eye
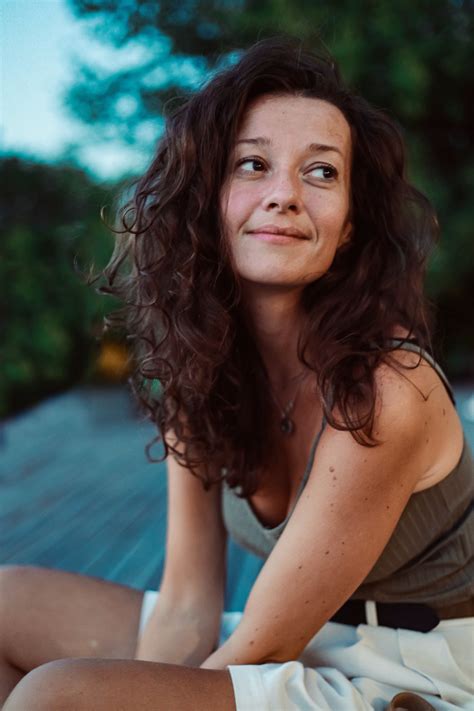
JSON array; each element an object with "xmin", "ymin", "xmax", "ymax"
[
  {"xmin": 308, "ymin": 164, "xmax": 338, "ymax": 180},
  {"xmin": 236, "ymin": 158, "xmax": 265, "ymax": 173}
]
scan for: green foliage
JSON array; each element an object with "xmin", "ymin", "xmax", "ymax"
[
  {"xmin": 65, "ymin": 0, "xmax": 474, "ymax": 375},
  {"xmin": 0, "ymin": 157, "xmax": 118, "ymax": 417}
]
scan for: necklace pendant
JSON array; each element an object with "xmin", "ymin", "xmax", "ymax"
[{"xmin": 280, "ymin": 415, "xmax": 294, "ymax": 435}]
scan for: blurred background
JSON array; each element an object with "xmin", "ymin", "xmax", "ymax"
[
  {"xmin": 2, "ymin": 0, "xmax": 474, "ymax": 417},
  {"xmin": 1, "ymin": 0, "xmax": 473, "ymax": 599}
]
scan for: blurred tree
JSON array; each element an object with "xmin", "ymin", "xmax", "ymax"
[
  {"xmin": 0, "ymin": 157, "xmax": 121, "ymax": 417},
  {"xmin": 67, "ymin": 0, "xmax": 474, "ymax": 375}
]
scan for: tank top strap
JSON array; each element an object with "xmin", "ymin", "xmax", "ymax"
[
  {"xmin": 383, "ymin": 338, "xmax": 456, "ymax": 405},
  {"xmin": 288, "ymin": 339, "xmax": 454, "ymax": 514},
  {"xmin": 296, "ymin": 414, "xmax": 327, "ymax": 493}
]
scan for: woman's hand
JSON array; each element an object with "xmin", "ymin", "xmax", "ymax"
[{"xmin": 134, "ymin": 599, "xmax": 220, "ymax": 667}]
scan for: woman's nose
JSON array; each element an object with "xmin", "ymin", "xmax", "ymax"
[{"xmin": 263, "ymin": 174, "xmax": 302, "ymax": 213}]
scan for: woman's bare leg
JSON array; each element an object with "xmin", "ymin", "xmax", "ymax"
[
  {"xmin": 0, "ymin": 565, "xmax": 143, "ymax": 704},
  {"xmin": 3, "ymin": 658, "xmax": 236, "ymax": 711}
]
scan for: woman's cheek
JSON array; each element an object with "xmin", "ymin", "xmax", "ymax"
[{"xmin": 226, "ymin": 186, "xmax": 259, "ymax": 234}]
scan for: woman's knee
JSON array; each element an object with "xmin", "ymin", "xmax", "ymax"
[
  {"xmin": 0, "ymin": 564, "xmax": 38, "ymax": 611},
  {"xmin": 3, "ymin": 658, "xmax": 95, "ymax": 710},
  {"xmin": 0, "ymin": 565, "xmax": 31, "ymax": 653}
]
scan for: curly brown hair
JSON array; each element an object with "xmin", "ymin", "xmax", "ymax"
[{"xmin": 100, "ymin": 37, "xmax": 438, "ymax": 496}]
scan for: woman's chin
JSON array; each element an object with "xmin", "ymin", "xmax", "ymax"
[{"xmin": 238, "ymin": 272, "xmax": 310, "ymax": 291}]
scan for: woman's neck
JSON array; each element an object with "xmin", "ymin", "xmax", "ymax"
[{"xmin": 241, "ymin": 284, "xmax": 308, "ymax": 389}]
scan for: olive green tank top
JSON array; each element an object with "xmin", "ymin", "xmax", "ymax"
[{"xmin": 222, "ymin": 342, "xmax": 474, "ymax": 609}]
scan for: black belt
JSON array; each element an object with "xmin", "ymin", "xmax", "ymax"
[{"xmin": 330, "ymin": 599, "xmax": 439, "ymax": 632}]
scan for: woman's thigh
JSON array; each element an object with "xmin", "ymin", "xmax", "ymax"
[
  {"xmin": 0, "ymin": 565, "xmax": 144, "ymax": 672},
  {"xmin": 4, "ymin": 659, "xmax": 236, "ymax": 711}
]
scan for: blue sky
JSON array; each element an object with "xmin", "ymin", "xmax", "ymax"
[{"xmin": 1, "ymin": 0, "xmax": 154, "ymax": 179}]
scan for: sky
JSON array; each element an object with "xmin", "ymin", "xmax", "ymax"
[{"xmin": 1, "ymin": 0, "xmax": 154, "ymax": 180}]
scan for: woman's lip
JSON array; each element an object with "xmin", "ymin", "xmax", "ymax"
[{"xmin": 247, "ymin": 231, "xmax": 305, "ymax": 244}]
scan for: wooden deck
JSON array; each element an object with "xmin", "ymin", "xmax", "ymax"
[
  {"xmin": 0, "ymin": 386, "xmax": 263, "ymax": 611},
  {"xmin": 1, "ymin": 385, "xmax": 473, "ymax": 611}
]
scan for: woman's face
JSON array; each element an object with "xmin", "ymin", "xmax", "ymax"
[{"xmin": 221, "ymin": 94, "xmax": 352, "ymax": 290}]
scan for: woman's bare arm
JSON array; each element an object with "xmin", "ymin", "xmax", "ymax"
[
  {"xmin": 136, "ymin": 440, "xmax": 227, "ymax": 665},
  {"xmin": 201, "ymin": 358, "xmax": 450, "ymax": 669}
]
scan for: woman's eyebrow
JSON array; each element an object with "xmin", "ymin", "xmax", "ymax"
[
  {"xmin": 307, "ymin": 142, "xmax": 344, "ymax": 158},
  {"xmin": 236, "ymin": 137, "xmax": 343, "ymax": 157}
]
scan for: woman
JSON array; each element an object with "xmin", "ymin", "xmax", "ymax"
[{"xmin": 1, "ymin": 38, "xmax": 472, "ymax": 711}]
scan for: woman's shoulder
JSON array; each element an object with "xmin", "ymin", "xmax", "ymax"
[{"xmin": 370, "ymin": 331, "xmax": 464, "ymax": 488}]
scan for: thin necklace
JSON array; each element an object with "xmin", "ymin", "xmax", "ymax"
[{"xmin": 267, "ymin": 371, "xmax": 309, "ymax": 435}]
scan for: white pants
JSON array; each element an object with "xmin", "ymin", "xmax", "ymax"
[{"xmin": 140, "ymin": 591, "xmax": 474, "ymax": 710}]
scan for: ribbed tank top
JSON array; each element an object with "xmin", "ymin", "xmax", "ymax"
[{"xmin": 222, "ymin": 341, "xmax": 474, "ymax": 609}]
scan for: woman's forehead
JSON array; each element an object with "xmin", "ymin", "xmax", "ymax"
[{"xmin": 237, "ymin": 94, "xmax": 352, "ymax": 160}]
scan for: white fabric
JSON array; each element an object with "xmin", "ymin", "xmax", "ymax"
[
  {"xmin": 139, "ymin": 591, "xmax": 474, "ymax": 710},
  {"xmin": 365, "ymin": 600, "xmax": 378, "ymax": 627}
]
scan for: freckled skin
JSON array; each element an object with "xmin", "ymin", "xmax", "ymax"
[
  {"xmin": 329, "ymin": 466, "xmax": 335, "ymax": 472},
  {"xmin": 221, "ymin": 95, "xmax": 353, "ymax": 289}
]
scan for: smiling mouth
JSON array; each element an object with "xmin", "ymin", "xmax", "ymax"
[
  {"xmin": 248, "ymin": 225, "xmax": 309, "ymax": 240},
  {"xmin": 246, "ymin": 230, "xmax": 308, "ymax": 245}
]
